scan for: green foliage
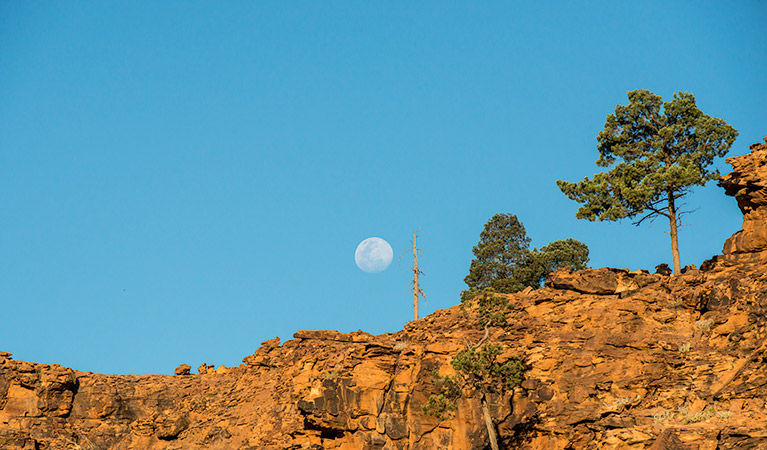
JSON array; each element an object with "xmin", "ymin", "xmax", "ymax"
[
  {"xmin": 683, "ymin": 407, "xmax": 716, "ymax": 424},
  {"xmin": 422, "ymin": 393, "xmax": 456, "ymax": 420},
  {"xmin": 556, "ymin": 89, "xmax": 737, "ymax": 224},
  {"xmin": 531, "ymin": 238, "xmax": 590, "ymax": 286},
  {"xmin": 464, "ymin": 214, "xmax": 531, "ymax": 293},
  {"xmin": 423, "ymin": 346, "xmax": 525, "ymax": 422},
  {"xmin": 422, "ymin": 371, "xmax": 461, "ymax": 420},
  {"xmin": 464, "ymin": 214, "xmax": 589, "ymax": 293},
  {"xmin": 460, "ymin": 289, "xmax": 515, "ymax": 326},
  {"xmin": 452, "ymin": 343, "xmax": 524, "ymax": 393}
]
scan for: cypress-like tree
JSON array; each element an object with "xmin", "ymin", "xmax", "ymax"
[
  {"xmin": 465, "ymin": 214, "xmax": 532, "ymax": 293},
  {"xmin": 557, "ymin": 90, "xmax": 737, "ymax": 274},
  {"xmin": 465, "ymin": 214, "xmax": 589, "ymax": 293}
]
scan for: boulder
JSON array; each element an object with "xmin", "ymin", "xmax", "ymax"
[
  {"xmin": 547, "ymin": 267, "xmax": 620, "ymax": 294},
  {"xmin": 655, "ymin": 263, "xmax": 672, "ymax": 275},
  {"xmin": 173, "ymin": 364, "xmax": 191, "ymax": 376}
]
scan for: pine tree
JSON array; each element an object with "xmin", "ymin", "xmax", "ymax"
[
  {"xmin": 464, "ymin": 214, "xmax": 589, "ymax": 294},
  {"xmin": 557, "ymin": 90, "xmax": 737, "ymax": 273},
  {"xmin": 464, "ymin": 214, "xmax": 531, "ymax": 293}
]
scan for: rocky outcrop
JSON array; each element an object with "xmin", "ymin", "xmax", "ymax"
[
  {"xmin": 3, "ymin": 139, "xmax": 767, "ymax": 449},
  {"xmin": 720, "ymin": 137, "xmax": 767, "ymax": 255},
  {"xmin": 546, "ymin": 267, "xmax": 660, "ymax": 296},
  {"xmin": 173, "ymin": 364, "xmax": 191, "ymax": 376},
  {"xmin": 5, "ymin": 261, "xmax": 767, "ymax": 449}
]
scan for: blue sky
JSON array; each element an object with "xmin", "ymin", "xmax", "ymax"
[{"xmin": 2, "ymin": 1, "xmax": 765, "ymax": 374}]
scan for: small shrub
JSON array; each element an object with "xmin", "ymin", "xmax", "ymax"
[
  {"xmin": 452, "ymin": 343, "xmax": 524, "ymax": 390},
  {"xmin": 422, "ymin": 394, "xmax": 456, "ymax": 420},
  {"xmin": 321, "ymin": 370, "xmax": 341, "ymax": 380},
  {"xmin": 683, "ymin": 407, "xmax": 715, "ymax": 424},
  {"xmin": 652, "ymin": 409, "xmax": 671, "ymax": 423},
  {"xmin": 716, "ymin": 410, "xmax": 731, "ymax": 419},
  {"xmin": 614, "ymin": 397, "xmax": 631, "ymax": 406},
  {"xmin": 695, "ymin": 319, "xmax": 714, "ymax": 330},
  {"xmin": 422, "ymin": 371, "xmax": 461, "ymax": 420},
  {"xmin": 460, "ymin": 289, "xmax": 515, "ymax": 326},
  {"xmin": 602, "ymin": 396, "xmax": 632, "ymax": 410},
  {"xmin": 460, "ymin": 287, "xmax": 485, "ymax": 304},
  {"xmin": 678, "ymin": 342, "xmax": 691, "ymax": 354}
]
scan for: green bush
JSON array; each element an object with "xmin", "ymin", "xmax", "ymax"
[
  {"xmin": 422, "ymin": 346, "xmax": 525, "ymax": 422},
  {"xmin": 452, "ymin": 344, "xmax": 524, "ymax": 392},
  {"xmin": 460, "ymin": 289, "xmax": 515, "ymax": 326},
  {"xmin": 465, "ymin": 214, "xmax": 589, "ymax": 294},
  {"xmin": 422, "ymin": 371, "xmax": 461, "ymax": 420}
]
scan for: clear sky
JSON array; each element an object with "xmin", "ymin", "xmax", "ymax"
[{"xmin": 2, "ymin": 1, "xmax": 765, "ymax": 375}]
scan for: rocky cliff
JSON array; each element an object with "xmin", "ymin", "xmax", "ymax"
[
  {"xmin": 3, "ymin": 139, "xmax": 767, "ymax": 450},
  {"xmin": 720, "ymin": 138, "xmax": 767, "ymax": 256}
]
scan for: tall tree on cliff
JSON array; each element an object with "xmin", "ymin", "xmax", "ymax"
[
  {"xmin": 465, "ymin": 213, "xmax": 589, "ymax": 293},
  {"xmin": 465, "ymin": 214, "xmax": 532, "ymax": 293},
  {"xmin": 556, "ymin": 89, "xmax": 737, "ymax": 274}
]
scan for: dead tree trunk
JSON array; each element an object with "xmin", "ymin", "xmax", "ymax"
[
  {"xmin": 400, "ymin": 229, "xmax": 425, "ymax": 321},
  {"xmin": 469, "ymin": 325, "xmax": 501, "ymax": 450},
  {"xmin": 481, "ymin": 393, "xmax": 501, "ymax": 450}
]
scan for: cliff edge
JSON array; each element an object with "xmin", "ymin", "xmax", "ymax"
[{"xmin": 3, "ymin": 139, "xmax": 767, "ymax": 450}]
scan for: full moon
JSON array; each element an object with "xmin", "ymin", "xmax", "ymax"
[{"xmin": 355, "ymin": 237, "xmax": 393, "ymax": 273}]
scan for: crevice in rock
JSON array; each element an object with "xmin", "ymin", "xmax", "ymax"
[
  {"xmin": 302, "ymin": 417, "xmax": 344, "ymax": 440},
  {"xmin": 377, "ymin": 351, "xmax": 404, "ymax": 416}
]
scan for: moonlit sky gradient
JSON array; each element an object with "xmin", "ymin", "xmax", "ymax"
[{"xmin": 2, "ymin": 2, "xmax": 765, "ymax": 374}]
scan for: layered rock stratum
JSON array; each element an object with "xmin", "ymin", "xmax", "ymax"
[{"xmin": 3, "ymin": 139, "xmax": 767, "ymax": 450}]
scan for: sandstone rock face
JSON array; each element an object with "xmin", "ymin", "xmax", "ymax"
[
  {"xmin": 3, "ymin": 140, "xmax": 767, "ymax": 449},
  {"xmin": 5, "ymin": 263, "xmax": 767, "ymax": 449},
  {"xmin": 546, "ymin": 267, "xmax": 658, "ymax": 296},
  {"xmin": 720, "ymin": 137, "xmax": 767, "ymax": 255}
]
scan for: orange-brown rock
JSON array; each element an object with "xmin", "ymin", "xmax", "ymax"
[
  {"xmin": 3, "ymin": 140, "xmax": 767, "ymax": 449},
  {"xmin": 173, "ymin": 364, "xmax": 191, "ymax": 376},
  {"xmin": 546, "ymin": 267, "xmax": 659, "ymax": 296},
  {"xmin": 720, "ymin": 137, "xmax": 767, "ymax": 255},
  {"xmin": 5, "ymin": 262, "xmax": 767, "ymax": 449}
]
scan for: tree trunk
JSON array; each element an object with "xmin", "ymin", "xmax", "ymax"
[
  {"xmin": 403, "ymin": 229, "xmax": 424, "ymax": 322},
  {"xmin": 412, "ymin": 232, "xmax": 419, "ymax": 321},
  {"xmin": 481, "ymin": 394, "xmax": 501, "ymax": 450},
  {"xmin": 667, "ymin": 190, "xmax": 681, "ymax": 274}
]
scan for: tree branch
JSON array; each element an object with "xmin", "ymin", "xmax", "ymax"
[
  {"xmin": 633, "ymin": 211, "xmax": 660, "ymax": 226},
  {"xmin": 464, "ymin": 322, "xmax": 491, "ymax": 351},
  {"xmin": 475, "ymin": 322, "xmax": 491, "ymax": 349},
  {"xmin": 632, "ymin": 203, "xmax": 670, "ymax": 226}
]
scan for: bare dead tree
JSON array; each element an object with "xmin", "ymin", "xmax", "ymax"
[{"xmin": 399, "ymin": 228, "xmax": 426, "ymax": 321}]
